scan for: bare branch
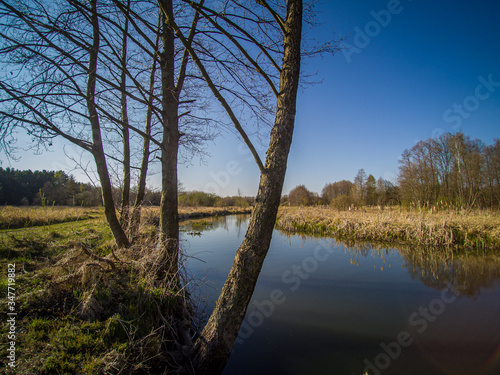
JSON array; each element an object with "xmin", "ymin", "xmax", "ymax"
[
  {"xmin": 159, "ymin": 2, "xmax": 265, "ymax": 173},
  {"xmin": 255, "ymin": 0, "xmax": 286, "ymax": 34},
  {"xmin": 184, "ymin": 0, "xmax": 282, "ymax": 74}
]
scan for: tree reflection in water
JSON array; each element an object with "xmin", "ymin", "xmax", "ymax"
[
  {"xmin": 181, "ymin": 214, "xmax": 249, "ymax": 236},
  {"xmin": 279, "ymin": 231, "xmax": 500, "ymax": 297}
]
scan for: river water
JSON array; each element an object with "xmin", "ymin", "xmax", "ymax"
[{"xmin": 180, "ymin": 215, "xmax": 500, "ymax": 375}]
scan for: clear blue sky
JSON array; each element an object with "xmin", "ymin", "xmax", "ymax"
[{"xmin": 5, "ymin": 0, "xmax": 500, "ymax": 196}]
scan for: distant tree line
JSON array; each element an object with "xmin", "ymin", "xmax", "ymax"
[
  {"xmin": 6, "ymin": 133, "xmax": 497, "ymax": 211},
  {"xmin": 0, "ymin": 167, "xmax": 254, "ymax": 208},
  {"xmin": 0, "ymin": 168, "xmax": 101, "ymax": 206},
  {"xmin": 283, "ymin": 172, "xmax": 400, "ymax": 209},
  {"xmin": 284, "ymin": 132, "xmax": 500, "ymax": 209},
  {"xmin": 398, "ymin": 132, "xmax": 500, "ymax": 208},
  {"xmin": 178, "ymin": 191, "xmax": 253, "ymax": 208},
  {"xmin": 0, "ymin": 167, "xmax": 162, "ymax": 207}
]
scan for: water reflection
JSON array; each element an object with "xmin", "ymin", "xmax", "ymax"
[
  {"xmin": 278, "ymin": 232, "xmax": 500, "ymax": 298},
  {"xmin": 182, "ymin": 215, "xmax": 500, "ymax": 375},
  {"xmin": 181, "ymin": 214, "xmax": 249, "ymax": 236},
  {"xmin": 400, "ymin": 248, "xmax": 500, "ymax": 297},
  {"xmin": 341, "ymin": 243, "xmax": 500, "ymax": 298}
]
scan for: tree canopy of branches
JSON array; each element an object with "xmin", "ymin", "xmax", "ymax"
[
  {"xmin": 157, "ymin": 0, "xmax": 318, "ymax": 372},
  {"xmin": 0, "ymin": 0, "xmax": 216, "ymax": 247},
  {"xmin": 287, "ymin": 184, "xmax": 317, "ymax": 206},
  {"xmin": 321, "ymin": 179, "xmax": 353, "ymax": 202}
]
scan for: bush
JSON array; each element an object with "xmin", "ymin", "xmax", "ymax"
[{"xmin": 330, "ymin": 195, "xmax": 356, "ymax": 210}]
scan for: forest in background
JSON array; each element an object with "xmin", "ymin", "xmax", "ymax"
[
  {"xmin": 0, "ymin": 167, "xmax": 253, "ymax": 207},
  {"xmin": 2, "ymin": 132, "xmax": 499, "ymax": 210},
  {"xmin": 0, "ymin": 168, "xmax": 102, "ymax": 206}
]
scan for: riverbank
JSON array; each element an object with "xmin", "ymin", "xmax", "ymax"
[
  {"xmin": 179, "ymin": 206, "xmax": 251, "ymax": 220},
  {"xmin": 0, "ymin": 209, "xmax": 199, "ymax": 373},
  {"xmin": 139, "ymin": 206, "xmax": 251, "ymax": 227},
  {"xmin": 0, "ymin": 205, "xmax": 253, "ymax": 373},
  {"xmin": 276, "ymin": 206, "xmax": 500, "ymax": 250}
]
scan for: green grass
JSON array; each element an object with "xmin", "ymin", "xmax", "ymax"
[
  {"xmin": 0, "ymin": 208, "xmax": 191, "ymax": 374},
  {"xmin": 0, "ymin": 206, "xmax": 101, "ymax": 230},
  {"xmin": 0, "ymin": 215, "xmax": 115, "ymax": 283}
]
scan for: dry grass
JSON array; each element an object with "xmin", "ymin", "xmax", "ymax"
[
  {"xmin": 276, "ymin": 206, "xmax": 500, "ymax": 250},
  {"xmin": 0, "ymin": 205, "xmax": 100, "ymax": 230},
  {"xmin": 178, "ymin": 205, "xmax": 251, "ymax": 218}
]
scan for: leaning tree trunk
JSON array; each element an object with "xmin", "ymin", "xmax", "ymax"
[
  {"xmin": 88, "ymin": 0, "xmax": 130, "ymax": 248},
  {"xmin": 192, "ymin": 1, "xmax": 302, "ymax": 373}
]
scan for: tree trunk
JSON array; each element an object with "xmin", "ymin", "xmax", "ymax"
[
  {"xmin": 158, "ymin": 1, "xmax": 180, "ymax": 282},
  {"xmin": 129, "ymin": 16, "xmax": 160, "ymax": 240},
  {"xmin": 87, "ymin": 0, "xmax": 130, "ymax": 248},
  {"xmin": 119, "ymin": 0, "xmax": 131, "ymax": 232},
  {"xmin": 192, "ymin": 1, "xmax": 302, "ymax": 373}
]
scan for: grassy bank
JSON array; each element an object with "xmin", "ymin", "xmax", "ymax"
[
  {"xmin": 0, "ymin": 211, "xmax": 201, "ymax": 374},
  {"xmin": 276, "ymin": 206, "xmax": 500, "ymax": 250},
  {"xmin": 0, "ymin": 206, "xmax": 100, "ymax": 230},
  {"xmin": 0, "ymin": 206, "xmax": 252, "ymax": 373},
  {"xmin": 0, "ymin": 205, "xmax": 252, "ymax": 232}
]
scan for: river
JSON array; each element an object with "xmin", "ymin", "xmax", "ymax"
[{"xmin": 180, "ymin": 214, "xmax": 500, "ymax": 375}]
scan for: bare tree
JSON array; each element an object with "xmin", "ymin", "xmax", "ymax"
[
  {"xmin": 322, "ymin": 180, "xmax": 353, "ymax": 203},
  {"xmin": 398, "ymin": 132, "xmax": 495, "ymax": 208},
  {"xmin": 118, "ymin": 0, "xmax": 132, "ymax": 230},
  {"xmin": 353, "ymin": 168, "xmax": 367, "ymax": 204},
  {"xmin": 288, "ymin": 184, "xmax": 314, "ymax": 206},
  {"xmin": 0, "ymin": 0, "xmax": 214, "ymax": 249},
  {"xmin": 0, "ymin": 0, "xmax": 138, "ymax": 246},
  {"xmin": 157, "ymin": 0, "xmax": 318, "ymax": 371}
]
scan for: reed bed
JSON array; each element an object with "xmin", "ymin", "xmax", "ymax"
[
  {"xmin": 276, "ymin": 206, "xmax": 500, "ymax": 250},
  {"xmin": 0, "ymin": 206, "xmax": 100, "ymax": 230}
]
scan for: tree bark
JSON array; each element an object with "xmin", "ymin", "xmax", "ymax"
[
  {"xmin": 192, "ymin": 1, "xmax": 302, "ymax": 373},
  {"xmin": 119, "ymin": 0, "xmax": 131, "ymax": 232},
  {"xmin": 87, "ymin": 0, "xmax": 130, "ymax": 248},
  {"xmin": 158, "ymin": 0, "xmax": 180, "ymax": 281},
  {"xmin": 129, "ymin": 15, "xmax": 161, "ymax": 240}
]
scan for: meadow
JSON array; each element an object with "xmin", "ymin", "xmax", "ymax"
[
  {"xmin": 0, "ymin": 206, "xmax": 100, "ymax": 230},
  {"xmin": 0, "ymin": 205, "xmax": 252, "ymax": 231}
]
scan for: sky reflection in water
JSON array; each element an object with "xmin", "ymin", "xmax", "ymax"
[{"xmin": 181, "ymin": 215, "xmax": 500, "ymax": 375}]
